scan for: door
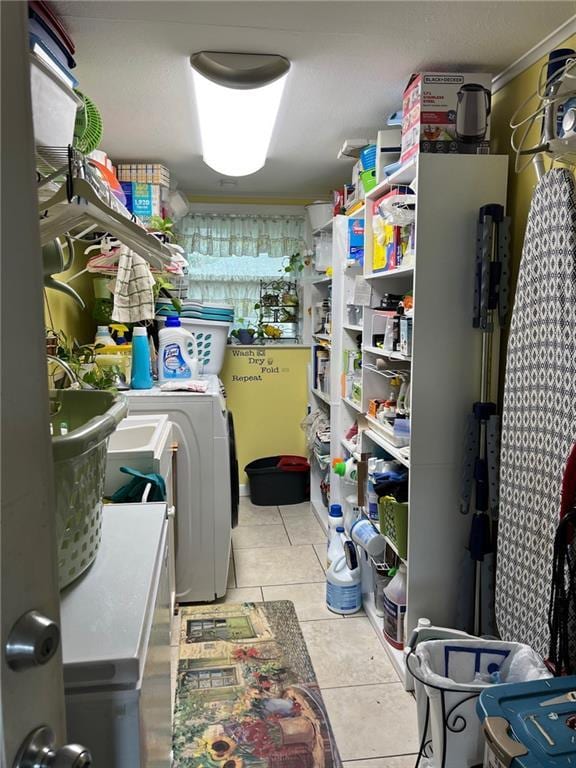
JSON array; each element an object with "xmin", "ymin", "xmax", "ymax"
[{"xmin": 1, "ymin": 4, "xmax": 87, "ymax": 765}]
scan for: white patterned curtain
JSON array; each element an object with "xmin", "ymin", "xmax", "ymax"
[{"xmin": 176, "ymin": 213, "xmax": 305, "ymax": 321}]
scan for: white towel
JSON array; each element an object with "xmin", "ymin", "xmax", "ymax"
[{"xmin": 112, "ymin": 246, "xmax": 155, "ymax": 323}]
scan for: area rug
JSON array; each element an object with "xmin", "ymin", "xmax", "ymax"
[{"xmin": 173, "ymin": 601, "xmax": 343, "ymax": 768}]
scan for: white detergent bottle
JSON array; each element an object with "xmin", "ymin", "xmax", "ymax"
[
  {"xmin": 327, "ymin": 525, "xmax": 345, "ymax": 570},
  {"xmin": 383, "ymin": 563, "xmax": 407, "ymax": 650},
  {"xmin": 326, "ymin": 541, "xmax": 362, "ymax": 615},
  {"xmin": 158, "ymin": 316, "xmax": 199, "ymax": 382}
]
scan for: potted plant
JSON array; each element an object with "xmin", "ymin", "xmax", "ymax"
[{"xmin": 231, "ymin": 319, "xmax": 257, "ymax": 345}]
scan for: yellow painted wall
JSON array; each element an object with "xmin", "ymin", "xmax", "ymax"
[
  {"xmin": 44, "ymin": 244, "xmax": 96, "ymax": 345},
  {"xmin": 491, "ymin": 35, "xmax": 576, "ymax": 387},
  {"xmin": 221, "ymin": 346, "xmax": 310, "ymax": 485}
]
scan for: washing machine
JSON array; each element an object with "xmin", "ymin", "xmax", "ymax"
[{"xmin": 125, "ymin": 375, "xmax": 238, "ymax": 602}]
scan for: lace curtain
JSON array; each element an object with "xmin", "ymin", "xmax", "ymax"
[{"xmin": 177, "ymin": 213, "xmax": 306, "ymax": 321}]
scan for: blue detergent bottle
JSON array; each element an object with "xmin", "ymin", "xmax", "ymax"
[{"xmin": 131, "ymin": 327, "xmax": 153, "ymax": 389}]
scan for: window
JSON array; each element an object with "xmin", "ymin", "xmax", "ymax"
[
  {"xmin": 185, "ymin": 667, "xmax": 238, "ymax": 690},
  {"xmin": 177, "ymin": 213, "xmax": 306, "ymax": 324}
]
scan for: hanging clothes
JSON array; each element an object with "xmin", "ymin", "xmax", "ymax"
[{"xmin": 496, "ymin": 168, "xmax": 576, "ymax": 657}]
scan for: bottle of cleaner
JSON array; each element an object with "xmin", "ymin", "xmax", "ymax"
[
  {"xmin": 327, "ymin": 525, "xmax": 345, "ymax": 569},
  {"xmin": 326, "ymin": 541, "xmax": 362, "ymax": 615},
  {"xmin": 131, "ymin": 327, "xmax": 153, "ymax": 389},
  {"xmin": 383, "ymin": 563, "xmax": 407, "ymax": 649},
  {"xmin": 95, "ymin": 325, "xmax": 115, "ymax": 346},
  {"xmin": 328, "ymin": 503, "xmax": 344, "ymax": 530},
  {"xmin": 158, "ymin": 316, "xmax": 199, "ymax": 382},
  {"xmin": 349, "ymin": 515, "xmax": 386, "ymax": 556}
]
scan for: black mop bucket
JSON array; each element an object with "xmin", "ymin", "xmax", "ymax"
[{"xmin": 245, "ymin": 455, "xmax": 310, "ymax": 506}]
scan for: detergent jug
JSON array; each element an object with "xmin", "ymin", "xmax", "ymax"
[{"xmin": 158, "ymin": 316, "xmax": 199, "ymax": 382}]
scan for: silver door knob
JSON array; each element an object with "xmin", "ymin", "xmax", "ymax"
[
  {"xmin": 5, "ymin": 610, "xmax": 60, "ymax": 670},
  {"xmin": 13, "ymin": 726, "xmax": 92, "ymax": 768}
]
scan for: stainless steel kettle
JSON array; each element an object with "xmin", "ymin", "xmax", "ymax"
[
  {"xmin": 43, "ymin": 235, "xmax": 85, "ymax": 309},
  {"xmin": 456, "ymin": 84, "xmax": 491, "ymax": 143}
]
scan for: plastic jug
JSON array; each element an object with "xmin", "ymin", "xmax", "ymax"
[
  {"xmin": 130, "ymin": 327, "xmax": 153, "ymax": 389},
  {"xmin": 326, "ymin": 541, "xmax": 362, "ymax": 615},
  {"xmin": 349, "ymin": 515, "xmax": 386, "ymax": 556},
  {"xmin": 327, "ymin": 525, "xmax": 345, "ymax": 569},
  {"xmin": 158, "ymin": 316, "xmax": 199, "ymax": 382},
  {"xmin": 383, "ymin": 563, "xmax": 407, "ymax": 649}
]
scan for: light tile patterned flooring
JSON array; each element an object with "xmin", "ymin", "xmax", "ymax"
[{"xmin": 172, "ymin": 498, "xmax": 419, "ymax": 766}]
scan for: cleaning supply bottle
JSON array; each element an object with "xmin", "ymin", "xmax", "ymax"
[
  {"xmin": 328, "ymin": 503, "xmax": 344, "ymax": 530},
  {"xmin": 327, "ymin": 525, "xmax": 345, "ymax": 569},
  {"xmin": 349, "ymin": 515, "xmax": 386, "ymax": 556},
  {"xmin": 158, "ymin": 316, "xmax": 199, "ymax": 382},
  {"xmin": 383, "ymin": 563, "xmax": 407, "ymax": 649},
  {"xmin": 95, "ymin": 325, "xmax": 115, "ymax": 346},
  {"xmin": 326, "ymin": 541, "xmax": 362, "ymax": 615},
  {"xmin": 130, "ymin": 326, "xmax": 153, "ymax": 389}
]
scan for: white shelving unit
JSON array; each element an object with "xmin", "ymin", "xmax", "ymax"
[{"xmin": 309, "ymin": 153, "xmax": 508, "ymax": 685}]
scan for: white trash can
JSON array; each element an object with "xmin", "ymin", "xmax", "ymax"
[{"xmin": 406, "ymin": 639, "xmax": 550, "ymax": 768}]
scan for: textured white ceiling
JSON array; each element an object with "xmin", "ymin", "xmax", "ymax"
[{"xmin": 56, "ymin": 1, "xmax": 574, "ymax": 197}]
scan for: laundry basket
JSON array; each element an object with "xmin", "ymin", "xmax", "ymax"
[
  {"xmin": 178, "ymin": 317, "xmax": 231, "ymax": 375},
  {"xmin": 406, "ymin": 639, "xmax": 551, "ymax": 768},
  {"xmin": 51, "ymin": 389, "xmax": 127, "ymax": 589}
]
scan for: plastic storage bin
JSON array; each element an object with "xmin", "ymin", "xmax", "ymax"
[
  {"xmin": 30, "ymin": 53, "xmax": 82, "ymax": 147},
  {"xmin": 245, "ymin": 455, "xmax": 310, "ymax": 506},
  {"xmin": 406, "ymin": 639, "xmax": 551, "ymax": 768},
  {"xmin": 477, "ymin": 676, "xmax": 576, "ymax": 768},
  {"xmin": 306, "ymin": 201, "xmax": 333, "ymax": 230}
]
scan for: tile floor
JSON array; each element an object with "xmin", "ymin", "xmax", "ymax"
[{"xmin": 172, "ymin": 497, "xmax": 419, "ymax": 766}]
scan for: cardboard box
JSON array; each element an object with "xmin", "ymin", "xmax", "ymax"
[
  {"xmin": 120, "ymin": 182, "xmax": 161, "ymax": 219},
  {"xmin": 348, "ymin": 218, "xmax": 364, "ymax": 263},
  {"xmin": 401, "ymin": 72, "xmax": 492, "ymax": 163},
  {"xmin": 117, "ymin": 163, "xmax": 170, "ymax": 187}
]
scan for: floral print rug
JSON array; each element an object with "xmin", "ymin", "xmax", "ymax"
[{"xmin": 173, "ymin": 601, "xmax": 342, "ymax": 768}]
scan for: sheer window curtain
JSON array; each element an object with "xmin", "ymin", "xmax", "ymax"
[{"xmin": 177, "ymin": 213, "xmax": 306, "ymax": 321}]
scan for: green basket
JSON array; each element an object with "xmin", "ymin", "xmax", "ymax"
[
  {"xmin": 360, "ymin": 168, "xmax": 377, "ymax": 193},
  {"xmin": 379, "ymin": 496, "xmax": 408, "ymax": 559}
]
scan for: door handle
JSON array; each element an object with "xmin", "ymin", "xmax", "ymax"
[
  {"xmin": 5, "ymin": 610, "xmax": 60, "ymax": 670},
  {"xmin": 13, "ymin": 726, "xmax": 92, "ymax": 768}
]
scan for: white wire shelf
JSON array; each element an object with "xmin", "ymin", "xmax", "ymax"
[
  {"xmin": 344, "ymin": 323, "xmax": 363, "ymax": 332},
  {"xmin": 312, "ymin": 218, "xmax": 334, "ymax": 235},
  {"xmin": 340, "ymin": 437, "xmax": 361, "ymax": 460},
  {"xmin": 365, "ymin": 157, "xmax": 417, "ymax": 201},
  {"xmin": 312, "ymin": 275, "xmax": 332, "ymax": 285}
]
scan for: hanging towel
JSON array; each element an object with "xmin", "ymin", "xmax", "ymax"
[
  {"xmin": 496, "ymin": 169, "xmax": 576, "ymax": 658},
  {"xmin": 111, "ymin": 245, "xmax": 155, "ymax": 323}
]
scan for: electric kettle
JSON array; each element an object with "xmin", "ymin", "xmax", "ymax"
[
  {"xmin": 43, "ymin": 235, "xmax": 85, "ymax": 308},
  {"xmin": 456, "ymin": 83, "xmax": 492, "ymax": 143}
]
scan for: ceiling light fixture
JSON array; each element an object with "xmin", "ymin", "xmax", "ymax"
[{"xmin": 190, "ymin": 52, "xmax": 290, "ymax": 177}]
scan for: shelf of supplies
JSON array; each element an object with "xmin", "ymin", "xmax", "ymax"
[
  {"xmin": 340, "ymin": 437, "xmax": 361, "ymax": 460},
  {"xmin": 362, "ymin": 592, "xmax": 406, "ymax": 683},
  {"xmin": 363, "ymin": 346, "xmax": 411, "ymax": 362},
  {"xmin": 343, "ymin": 323, "xmax": 363, "ymax": 332},
  {"xmin": 365, "ymin": 158, "xmax": 418, "ymax": 201},
  {"xmin": 364, "ymin": 265, "xmax": 414, "ymax": 280},
  {"xmin": 311, "ymin": 388, "xmax": 331, "ymax": 405},
  {"xmin": 342, "ymin": 397, "xmax": 363, "ymax": 413},
  {"xmin": 312, "ymin": 218, "xmax": 334, "ymax": 235},
  {"xmin": 312, "ymin": 275, "xmax": 332, "ymax": 285},
  {"xmin": 363, "ymin": 423, "xmax": 410, "ymax": 468}
]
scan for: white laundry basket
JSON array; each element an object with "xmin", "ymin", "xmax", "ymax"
[
  {"xmin": 407, "ymin": 639, "xmax": 550, "ymax": 768},
  {"xmin": 178, "ymin": 317, "xmax": 230, "ymax": 375}
]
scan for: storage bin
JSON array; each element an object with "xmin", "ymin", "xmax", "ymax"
[
  {"xmin": 245, "ymin": 455, "xmax": 310, "ymax": 506},
  {"xmin": 360, "ymin": 168, "xmax": 377, "ymax": 193},
  {"xmin": 30, "ymin": 53, "xmax": 82, "ymax": 147},
  {"xmin": 360, "ymin": 144, "xmax": 377, "ymax": 171},
  {"xmin": 306, "ymin": 201, "xmax": 333, "ymax": 231},
  {"xmin": 407, "ymin": 639, "xmax": 551, "ymax": 768},
  {"xmin": 379, "ymin": 496, "xmax": 408, "ymax": 559}
]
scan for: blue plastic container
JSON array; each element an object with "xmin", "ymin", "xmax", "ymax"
[
  {"xmin": 360, "ymin": 144, "xmax": 377, "ymax": 171},
  {"xmin": 130, "ymin": 327, "xmax": 153, "ymax": 389}
]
